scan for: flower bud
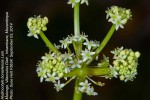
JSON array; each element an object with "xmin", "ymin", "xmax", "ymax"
[
  {"xmin": 111, "ymin": 47, "xmax": 140, "ymax": 82},
  {"xmin": 135, "ymin": 51, "xmax": 140, "ymax": 58},
  {"xmin": 42, "ymin": 27, "xmax": 47, "ymax": 31},
  {"xmin": 27, "ymin": 15, "xmax": 49, "ymax": 39}
]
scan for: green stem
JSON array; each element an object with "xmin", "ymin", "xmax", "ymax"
[
  {"xmin": 74, "ymin": 3, "xmax": 80, "ymax": 36},
  {"xmin": 39, "ymin": 31, "xmax": 59, "ymax": 53},
  {"xmin": 73, "ymin": 3, "xmax": 83, "ymax": 100},
  {"xmin": 73, "ymin": 78, "xmax": 83, "ymax": 100},
  {"xmin": 64, "ymin": 67, "xmax": 110, "ymax": 77},
  {"xmin": 85, "ymin": 24, "xmax": 116, "ymax": 66},
  {"xmin": 74, "ymin": 3, "xmax": 82, "ymax": 58},
  {"xmin": 84, "ymin": 67, "xmax": 110, "ymax": 76},
  {"xmin": 63, "ymin": 76, "xmax": 76, "ymax": 88}
]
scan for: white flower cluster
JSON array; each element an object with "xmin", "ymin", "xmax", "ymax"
[
  {"xmin": 110, "ymin": 47, "xmax": 140, "ymax": 82},
  {"xmin": 27, "ymin": 15, "xmax": 48, "ymax": 39},
  {"xmin": 60, "ymin": 33, "xmax": 88, "ymax": 49},
  {"xmin": 68, "ymin": 0, "xmax": 89, "ymax": 8},
  {"xmin": 78, "ymin": 80, "xmax": 98, "ymax": 96},
  {"xmin": 36, "ymin": 33, "xmax": 101, "ymax": 92},
  {"xmin": 81, "ymin": 40, "xmax": 100, "ymax": 62},
  {"xmin": 62, "ymin": 52, "xmax": 83, "ymax": 69},
  {"xmin": 54, "ymin": 80, "xmax": 65, "ymax": 92},
  {"xmin": 59, "ymin": 34, "xmax": 100, "ymax": 62},
  {"xmin": 36, "ymin": 52, "xmax": 67, "ymax": 83},
  {"xmin": 106, "ymin": 6, "xmax": 132, "ymax": 30}
]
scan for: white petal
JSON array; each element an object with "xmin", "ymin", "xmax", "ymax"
[
  {"xmin": 34, "ymin": 34, "xmax": 39, "ymax": 39},
  {"xmin": 40, "ymin": 77, "xmax": 44, "ymax": 82},
  {"xmin": 27, "ymin": 32, "xmax": 33, "ymax": 37}
]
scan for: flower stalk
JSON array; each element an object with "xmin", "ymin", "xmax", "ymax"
[
  {"xmin": 85, "ymin": 24, "xmax": 116, "ymax": 66},
  {"xmin": 73, "ymin": 78, "xmax": 83, "ymax": 100},
  {"xmin": 73, "ymin": 3, "xmax": 84, "ymax": 100},
  {"xmin": 74, "ymin": 3, "xmax": 80, "ymax": 36},
  {"xmin": 39, "ymin": 31, "xmax": 59, "ymax": 53}
]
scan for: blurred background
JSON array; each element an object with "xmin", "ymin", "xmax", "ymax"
[{"xmin": 1, "ymin": 0, "xmax": 150, "ymax": 100}]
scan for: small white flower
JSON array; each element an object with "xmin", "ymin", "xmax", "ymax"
[
  {"xmin": 37, "ymin": 68, "xmax": 47, "ymax": 82},
  {"xmin": 27, "ymin": 32, "xmax": 39, "ymax": 39},
  {"xmin": 78, "ymin": 80, "xmax": 98, "ymax": 96},
  {"xmin": 59, "ymin": 37, "xmax": 72, "ymax": 49},
  {"xmin": 69, "ymin": 35, "xmax": 78, "ymax": 42},
  {"xmin": 83, "ymin": 40, "xmax": 97, "ymax": 50},
  {"xmin": 68, "ymin": 33, "xmax": 88, "ymax": 42},
  {"xmin": 67, "ymin": 0, "xmax": 80, "ymax": 8},
  {"xmin": 69, "ymin": 59, "xmax": 82, "ymax": 68},
  {"xmin": 113, "ymin": 19, "xmax": 124, "ymax": 30},
  {"xmin": 78, "ymin": 80, "xmax": 91, "ymax": 92},
  {"xmin": 81, "ymin": 0, "xmax": 89, "ymax": 5},
  {"xmin": 114, "ymin": 54, "xmax": 126, "ymax": 62},
  {"xmin": 110, "ymin": 47, "xmax": 123, "ymax": 56},
  {"xmin": 86, "ymin": 87, "xmax": 98, "ymax": 96},
  {"xmin": 81, "ymin": 49, "xmax": 95, "ymax": 62},
  {"xmin": 54, "ymin": 44, "xmax": 61, "ymax": 49},
  {"xmin": 64, "ymin": 67, "xmax": 71, "ymax": 73},
  {"xmin": 94, "ymin": 41, "xmax": 100, "ymax": 47},
  {"xmin": 41, "ymin": 53, "xmax": 51, "ymax": 61},
  {"xmin": 109, "ymin": 65, "xmax": 118, "ymax": 78},
  {"xmin": 46, "ymin": 72, "xmax": 60, "ymax": 83},
  {"xmin": 78, "ymin": 33, "xmax": 88, "ymax": 41},
  {"xmin": 54, "ymin": 80, "xmax": 65, "ymax": 92},
  {"xmin": 62, "ymin": 53, "xmax": 74, "ymax": 61}
]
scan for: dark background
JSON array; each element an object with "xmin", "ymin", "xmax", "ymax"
[{"xmin": 1, "ymin": 0, "xmax": 150, "ymax": 100}]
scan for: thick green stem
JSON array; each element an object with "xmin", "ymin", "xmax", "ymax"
[
  {"xmin": 74, "ymin": 3, "xmax": 82, "ymax": 58},
  {"xmin": 85, "ymin": 24, "xmax": 116, "ymax": 66},
  {"xmin": 64, "ymin": 67, "xmax": 110, "ymax": 77},
  {"xmin": 73, "ymin": 3, "xmax": 83, "ymax": 100},
  {"xmin": 74, "ymin": 3, "xmax": 80, "ymax": 36},
  {"xmin": 84, "ymin": 67, "xmax": 110, "ymax": 76},
  {"xmin": 39, "ymin": 31, "xmax": 59, "ymax": 53},
  {"xmin": 73, "ymin": 78, "xmax": 83, "ymax": 100}
]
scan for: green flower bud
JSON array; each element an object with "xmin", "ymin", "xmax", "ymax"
[
  {"xmin": 106, "ymin": 6, "xmax": 132, "ymax": 30},
  {"xmin": 28, "ymin": 18, "xmax": 33, "ymax": 22},
  {"xmin": 36, "ymin": 52, "xmax": 68, "ymax": 82},
  {"xmin": 27, "ymin": 15, "xmax": 49, "ymax": 39},
  {"xmin": 115, "ymin": 66, "xmax": 120, "ymax": 70},
  {"xmin": 42, "ymin": 19, "xmax": 47, "ymax": 25},
  {"xmin": 111, "ymin": 47, "xmax": 140, "ymax": 82},
  {"xmin": 36, "ymin": 30, "xmax": 41, "ymax": 34},
  {"xmin": 53, "ymin": 68, "xmax": 57, "ymax": 72},
  {"xmin": 120, "ymin": 50, "xmax": 125, "ymax": 55},
  {"xmin": 123, "ymin": 61, "xmax": 127, "ymax": 66},
  {"xmin": 58, "ymin": 73, "xmax": 63, "ymax": 78},
  {"xmin": 52, "ymin": 59, "xmax": 57, "ymax": 65},
  {"xmin": 128, "ymin": 65, "xmax": 132, "ymax": 69},
  {"xmin": 32, "ymin": 19, "xmax": 37, "ymax": 23},
  {"xmin": 120, "ymin": 65, "xmax": 124, "ymax": 69},
  {"xmin": 128, "ymin": 60, "xmax": 133, "ymax": 64},
  {"xmin": 127, "ymin": 56, "xmax": 133, "ymax": 61},
  {"xmin": 37, "ymin": 21, "xmax": 42, "ymax": 26},
  {"xmin": 27, "ymin": 22, "xmax": 32, "ymax": 28},
  {"xmin": 130, "ymin": 51, "xmax": 134, "ymax": 57},
  {"xmin": 42, "ymin": 27, "xmax": 47, "ymax": 31},
  {"xmin": 135, "ymin": 51, "xmax": 140, "ymax": 58},
  {"xmin": 44, "ymin": 17, "xmax": 48, "ymax": 23},
  {"xmin": 126, "ymin": 71, "xmax": 130, "ymax": 75},
  {"xmin": 113, "ymin": 60, "xmax": 118, "ymax": 66},
  {"xmin": 120, "ymin": 75, "xmax": 125, "ymax": 81}
]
